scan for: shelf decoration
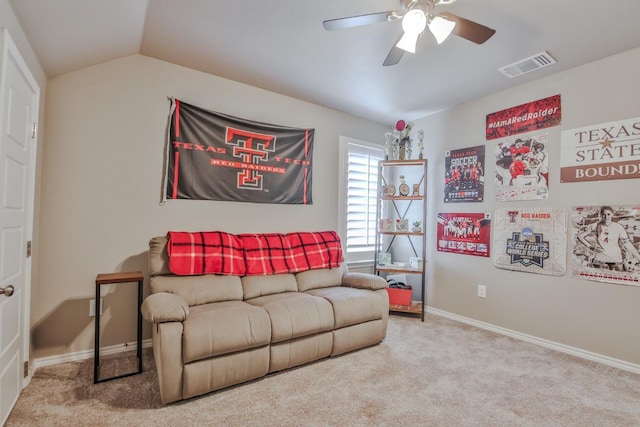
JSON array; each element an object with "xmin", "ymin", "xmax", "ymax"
[
  {"xmin": 398, "ymin": 175, "xmax": 410, "ymax": 196},
  {"xmin": 379, "ymin": 218, "xmax": 392, "ymax": 232},
  {"xmin": 417, "ymin": 129, "xmax": 424, "ymax": 159},
  {"xmin": 382, "ymin": 184, "xmax": 396, "ymax": 196},
  {"xmin": 378, "ymin": 252, "xmax": 391, "ymax": 266},
  {"xmin": 388, "ymin": 119, "xmax": 414, "ymax": 160}
]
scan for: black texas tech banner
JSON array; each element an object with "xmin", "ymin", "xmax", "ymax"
[{"xmin": 165, "ymin": 98, "xmax": 314, "ymax": 204}]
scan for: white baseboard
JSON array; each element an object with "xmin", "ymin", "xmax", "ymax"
[
  {"xmin": 32, "ymin": 339, "xmax": 153, "ymax": 372},
  {"xmin": 427, "ymin": 306, "xmax": 640, "ymax": 375}
]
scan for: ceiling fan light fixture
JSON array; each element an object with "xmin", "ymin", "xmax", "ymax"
[
  {"xmin": 428, "ymin": 15, "xmax": 456, "ymax": 44},
  {"xmin": 396, "ymin": 9, "xmax": 427, "ymax": 53},
  {"xmin": 396, "ymin": 31, "xmax": 420, "ymax": 53}
]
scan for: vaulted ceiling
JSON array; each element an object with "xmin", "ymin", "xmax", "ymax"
[{"xmin": 10, "ymin": 0, "xmax": 640, "ymax": 124}]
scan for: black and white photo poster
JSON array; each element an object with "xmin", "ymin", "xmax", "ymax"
[{"xmin": 572, "ymin": 205, "xmax": 640, "ymax": 286}]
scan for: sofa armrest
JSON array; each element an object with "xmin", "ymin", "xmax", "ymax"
[
  {"xmin": 141, "ymin": 292, "xmax": 190, "ymax": 323},
  {"xmin": 342, "ymin": 272, "xmax": 387, "ymax": 291}
]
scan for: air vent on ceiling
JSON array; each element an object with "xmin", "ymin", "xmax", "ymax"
[{"xmin": 498, "ymin": 51, "xmax": 556, "ymax": 78}]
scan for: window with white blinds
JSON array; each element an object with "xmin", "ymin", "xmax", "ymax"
[{"xmin": 338, "ymin": 138, "xmax": 383, "ymax": 259}]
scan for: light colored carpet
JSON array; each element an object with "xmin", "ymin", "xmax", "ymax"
[{"xmin": 6, "ymin": 313, "xmax": 640, "ymax": 426}]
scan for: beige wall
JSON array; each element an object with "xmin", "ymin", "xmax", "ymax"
[
  {"xmin": 415, "ymin": 47, "xmax": 640, "ymax": 366},
  {"xmin": 33, "ymin": 54, "xmax": 388, "ymax": 359}
]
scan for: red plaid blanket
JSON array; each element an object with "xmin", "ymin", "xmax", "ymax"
[
  {"xmin": 240, "ymin": 231, "xmax": 343, "ymax": 276},
  {"xmin": 166, "ymin": 231, "xmax": 246, "ymax": 276},
  {"xmin": 240, "ymin": 233, "xmax": 293, "ymax": 276},
  {"xmin": 285, "ymin": 231, "xmax": 343, "ymax": 272},
  {"xmin": 166, "ymin": 231, "xmax": 343, "ymax": 276}
]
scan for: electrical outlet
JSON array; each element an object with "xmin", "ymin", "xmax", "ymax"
[
  {"xmin": 89, "ymin": 298, "xmax": 103, "ymax": 316},
  {"xmin": 477, "ymin": 284, "xmax": 487, "ymax": 298}
]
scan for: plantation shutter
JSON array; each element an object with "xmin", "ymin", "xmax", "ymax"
[{"xmin": 346, "ymin": 144, "xmax": 383, "ymax": 252}]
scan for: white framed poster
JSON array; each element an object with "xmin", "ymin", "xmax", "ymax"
[
  {"xmin": 494, "ymin": 132, "xmax": 550, "ymax": 201},
  {"xmin": 560, "ymin": 117, "xmax": 640, "ymax": 183},
  {"xmin": 493, "ymin": 207, "xmax": 566, "ymax": 276},
  {"xmin": 571, "ymin": 205, "xmax": 640, "ymax": 286}
]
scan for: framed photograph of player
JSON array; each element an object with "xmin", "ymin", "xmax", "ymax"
[
  {"xmin": 494, "ymin": 132, "xmax": 550, "ymax": 202},
  {"xmin": 436, "ymin": 212, "xmax": 491, "ymax": 257},
  {"xmin": 571, "ymin": 205, "xmax": 640, "ymax": 286},
  {"xmin": 444, "ymin": 145, "xmax": 485, "ymax": 203}
]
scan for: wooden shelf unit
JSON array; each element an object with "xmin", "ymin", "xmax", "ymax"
[{"xmin": 375, "ymin": 159, "xmax": 427, "ymax": 321}]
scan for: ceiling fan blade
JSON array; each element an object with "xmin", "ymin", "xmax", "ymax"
[
  {"xmin": 383, "ymin": 34, "xmax": 405, "ymax": 66},
  {"xmin": 438, "ymin": 12, "xmax": 496, "ymax": 44},
  {"xmin": 323, "ymin": 11, "xmax": 397, "ymax": 31}
]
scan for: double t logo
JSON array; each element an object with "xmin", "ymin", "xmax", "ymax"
[{"xmin": 226, "ymin": 127, "xmax": 276, "ymax": 190}]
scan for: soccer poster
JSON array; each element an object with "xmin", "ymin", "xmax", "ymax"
[
  {"xmin": 436, "ymin": 213, "xmax": 491, "ymax": 257},
  {"xmin": 571, "ymin": 205, "xmax": 640, "ymax": 286},
  {"xmin": 494, "ymin": 132, "xmax": 550, "ymax": 201},
  {"xmin": 560, "ymin": 117, "xmax": 640, "ymax": 183},
  {"xmin": 493, "ymin": 208, "xmax": 566, "ymax": 276},
  {"xmin": 444, "ymin": 145, "xmax": 485, "ymax": 203}
]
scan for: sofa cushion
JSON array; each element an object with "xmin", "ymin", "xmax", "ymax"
[
  {"xmin": 150, "ymin": 274, "xmax": 243, "ymax": 306},
  {"xmin": 149, "ymin": 236, "xmax": 171, "ymax": 277},
  {"xmin": 342, "ymin": 272, "xmax": 387, "ymax": 290},
  {"xmin": 241, "ymin": 274, "xmax": 298, "ymax": 300},
  {"xmin": 295, "ymin": 264, "xmax": 347, "ymax": 292},
  {"xmin": 246, "ymin": 292, "xmax": 334, "ymax": 344},
  {"xmin": 182, "ymin": 301, "xmax": 271, "ymax": 364},
  {"xmin": 306, "ymin": 287, "xmax": 384, "ymax": 329}
]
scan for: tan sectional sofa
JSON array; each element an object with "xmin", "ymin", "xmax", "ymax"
[{"xmin": 141, "ymin": 235, "xmax": 389, "ymax": 404}]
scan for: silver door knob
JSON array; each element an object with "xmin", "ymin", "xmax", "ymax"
[{"xmin": 0, "ymin": 285, "xmax": 14, "ymax": 297}]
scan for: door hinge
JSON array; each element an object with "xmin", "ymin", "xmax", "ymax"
[
  {"xmin": 24, "ymin": 361, "xmax": 29, "ymax": 378},
  {"xmin": 26, "ymin": 240, "xmax": 32, "ymax": 258},
  {"xmin": 31, "ymin": 122, "xmax": 37, "ymax": 139}
]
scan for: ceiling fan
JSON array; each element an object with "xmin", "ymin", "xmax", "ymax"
[{"xmin": 323, "ymin": 0, "xmax": 496, "ymax": 66}]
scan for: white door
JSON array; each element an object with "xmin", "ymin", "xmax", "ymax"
[{"xmin": 0, "ymin": 29, "xmax": 39, "ymax": 426}]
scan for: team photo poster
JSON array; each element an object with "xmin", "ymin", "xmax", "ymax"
[
  {"xmin": 444, "ymin": 145, "xmax": 485, "ymax": 203},
  {"xmin": 494, "ymin": 132, "xmax": 550, "ymax": 202},
  {"xmin": 571, "ymin": 205, "xmax": 640, "ymax": 286},
  {"xmin": 436, "ymin": 212, "xmax": 491, "ymax": 257},
  {"xmin": 493, "ymin": 207, "xmax": 567, "ymax": 276}
]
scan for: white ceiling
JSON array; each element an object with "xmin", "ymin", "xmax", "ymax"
[{"xmin": 10, "ymin": 0, "xmax": 640, "ymax": 124}]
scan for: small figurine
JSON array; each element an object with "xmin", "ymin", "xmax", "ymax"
[{"xmin": 417, "ymin": 129, "xmax": 424, "ymax": 159}]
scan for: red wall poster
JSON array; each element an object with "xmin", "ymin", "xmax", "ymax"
[
  {"xmin": 436, "ymin": 212, "xmax": 491, "ymax": 257},
  {"xmin": 486, "ymin": 94, "xmax": 561, "ymax": 140},
  {"xmin": 444, "ymin": 145, "xmax": 485, "ymax": 203}
]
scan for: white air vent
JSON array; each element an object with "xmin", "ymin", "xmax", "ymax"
[{"xmin": 498, "ymin": 51, "xmax": 556, "ymax": 78}]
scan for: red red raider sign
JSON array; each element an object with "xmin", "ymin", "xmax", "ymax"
[
  {"xmin": 486, "ymin": 94, "xmax": 561, "ymax": 140},
  {"xmin": 164, "ymin": 99, "xmax": 314, "ymax": 204}
]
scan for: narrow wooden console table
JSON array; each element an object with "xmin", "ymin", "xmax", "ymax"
[{"xmin": 94, "ymin": 271, "xmax": 143, "ymax": 384}]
